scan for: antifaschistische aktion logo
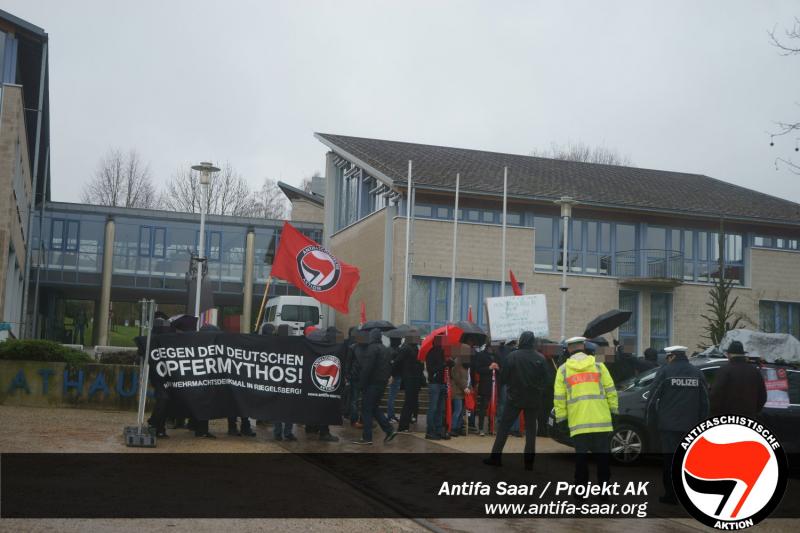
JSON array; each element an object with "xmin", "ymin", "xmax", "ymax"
[
  {"xmin": 296, "ymin": 245, "xmax": 341, "ymax": 292},
  {"xmin": 672, "ymin": 416, "xmax": 788, "ymax": 530}
]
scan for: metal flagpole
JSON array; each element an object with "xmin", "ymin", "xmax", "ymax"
[
  {"xmin": 500, "ymin": 167, "xmax": 508, "ymax": 296},
  {"xmin": 555, "ymin": 196, "xmax": 577, "ymax": 341},
  {"xmin": 448, "ymin": 173, "xmax": 460, "ymax": 322},
  {"xmin": 136, "ymin": 299, "xmax": 156, "ymax": 433},
  {"xmin": 403, "ymin": 160, "xmax": 413, "ymax": 324}
]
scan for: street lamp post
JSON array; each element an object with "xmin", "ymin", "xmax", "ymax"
[
  {"xmin": 191, "ymin": 162, "xmax": 219, "ymax": 330},
  {"xmin": 554, "ymin": 196, "xmax": 578, "ymax": 341}
]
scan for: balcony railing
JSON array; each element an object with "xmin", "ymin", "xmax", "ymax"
[{"xmin": 615, "ymin": 249, "xmax": 684, "ymax": 283}]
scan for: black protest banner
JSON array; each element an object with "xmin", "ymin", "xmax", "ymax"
[{"xmin": 147, "ymin": 332, "xmax": 345, "ymax": 425}]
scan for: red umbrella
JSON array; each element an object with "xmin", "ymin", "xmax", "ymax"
[{"xmin": 417, "ymin": 325, "xmax": 464, "ymax": 361}]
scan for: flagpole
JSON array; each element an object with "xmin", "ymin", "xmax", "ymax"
[
  {"xmin": 448, "ymin": 172, "xmax": 460, "ymax": 323},
  {"xmin": 254, "ymin": 276, "xmax": 273, "ymax": 333},
  {"xmin": 500, "ymin": 166, "xmax": 508, "ymax": 297},
  {"xmin": 403, "ymin": 160, "xmax": 413, "ymax": 324}
]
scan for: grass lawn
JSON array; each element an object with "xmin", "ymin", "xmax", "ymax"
[{"xmin": 81, "ymin": 324, "xmax": 140, "ymax": 347}]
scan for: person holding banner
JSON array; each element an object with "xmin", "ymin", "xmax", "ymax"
[
  {"xmin": 353, "ymin": 329, "xmax": 398, "ymax": 445},
  {"xmin": 484, "ymin": 332, "xmax": 549, "ymax": 470}
]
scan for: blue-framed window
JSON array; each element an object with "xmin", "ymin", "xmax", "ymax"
[
  {"xmin": 139, "ymin": 226, "xmax": 166, "ymax": 258},
  {"xmin": 413, "ymin": 203, "xmax": 525, "ymax": 227},
  {"xmin": 760, "ymin": 300, "xmax": 800, "ymax": 339},
  {"xmin": 50, "ymin": 219, "xmax": 79, "ymax": 251},
  {"xmin": 334, "ymin": 165, "xmax": 389, "ymax": 231},
  {"xmin": 409, "ymin": 276, "xmax": 523, "ymax": 335},
  {"xmin": 195, "ymin": 230, "xmax": 222, "ymax": 261},
  {"xmin": 753, "ymin": 235, "xmax": 800, "ymax": 251},
  {"xmin": 535, "ymin": 216, "xmax": 617, "ymax": 275},
  {"xmin": 618, "ymin": 290, "xmax": 639, "ymax": 354},
  {"xmin": 649, "ymin": 292, "xmax": 672, "ymax": 351}
]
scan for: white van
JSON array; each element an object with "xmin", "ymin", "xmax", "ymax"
[{"xmin": 262, "ymin": 296, "xmax": 322, "ymax": 335}]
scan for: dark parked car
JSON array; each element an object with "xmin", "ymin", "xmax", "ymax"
[{"xmin": 548, "ymin": 357, "xmax": 800, "ymax": 464}]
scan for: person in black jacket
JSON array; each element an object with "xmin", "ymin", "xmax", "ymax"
[
  {"xmin": 646, "ymin": 345, "xmax": 709, "ymax": 504},
  {"xmin": 425, "ymin": 337, "xmax": 453, "ymax": 440},
  {"xmin": 710, "ymin": 341, "xmax": 767, "ymax": 418},
  {"xmin": 484, "ymin": 331, "xmax": 550, "ymax": 469},
  {"xmin": 343, "ymin": 327, "xmax": 362, "ymax": 427},
  {"xmin": 386, "ymin": 337, "xmax": 404, "ymax": 422},
  {"xmin": 397, "ymin": 336, "xmax": 423, "ymax": 432},
  {"xmin": 353, "ymin": 329, "xmax": 397, "ymax": 445},
  {"xmin": 472, "ymin": 344, "xmax": 497, "ymax": 436}
]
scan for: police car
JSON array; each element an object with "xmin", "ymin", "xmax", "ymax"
[{"xmin": 548, "ymin": 357, "xmax": 800, "ymax": 464}]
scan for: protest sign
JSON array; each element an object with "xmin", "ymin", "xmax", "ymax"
[
  {"xmin": 485, "ymin": 294, "xmax": 549, "ymax": 342},
  {"xmin": 147, "ymin": 332, "xmax": 344, "ymax": 425}
]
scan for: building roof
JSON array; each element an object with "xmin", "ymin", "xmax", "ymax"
[
  {"xmin": 277, "ymin": 181, "xmax": 324, "ymax": 206},
  {"xmin": 315, "ymin": 133, "xmax": 800, "ymax": 227}
]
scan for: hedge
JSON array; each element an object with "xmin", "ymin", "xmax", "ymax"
[{"xmin": 0, "ymin": 339, "xmax": 93, "ymax": 366}]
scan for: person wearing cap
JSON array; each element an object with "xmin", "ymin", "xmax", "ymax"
[
  {"xmin": 553, "ymin": 336, "xmax": 618, "ymax": 492},
  {"xmin": 646, "ymin": 345, "xmax": 709, "ymax": 504},
  {"xmin": 710, "ymin": 340, "xmax": 767, "ymax": 418}
]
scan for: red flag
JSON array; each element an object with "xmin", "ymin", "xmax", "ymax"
[
  {"xmin": 360, "ymin": 301, "xmax": 366, "ymax": 327},
  {"xmin": 467, "ymin": 305, "xmax": 474, "ymax": 323},
  {"xmin": 509, "ymin": 270, "xmax": 523, "ymax": 296},
  {"xmin": 271, "ymin": 221, "xmax": 360, "ymax": 314}
]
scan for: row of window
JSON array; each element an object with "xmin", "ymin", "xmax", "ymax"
[
  {"xmin": 752, "ymin": 236, "xmax": 800, "ymax": 251},
  {"xmin": 409, "ymin": 276, "xmax": 521, "ymax": 335},
  {"xmin": 334, "ymin": 166, "xmax": 390, "ymax": 231},
  {"xmin": 413, "ymin": 203, "xmax": 525, "ymax": 227},
  {"xmin": 534, "ymin": 216, "xmax": 746, "ymax": 284},
  {"xmin": 759, "ymin": 301, "xmax": 800, "ymax": 339}
]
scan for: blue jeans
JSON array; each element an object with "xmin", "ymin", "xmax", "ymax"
[
  {"xmin": 427, "ymin": 383, "xmax": 447, "ymax": 437},
  {"xmin": 387, "ymin": 377, "xmax": 402, "ymax": 419},
  {"xmin": 362, "ymin": 384, "xmax": 392, "ymax": 441},
  {"xmin": 498, "ymin": 385, "xmax": 519, "ymax": 432},
  {"xmin": 451, "ymin": 398, "xmax": 464, "ymax": 432},
  {"xmin": 273, "ymin": 421, "xmax": 293, "ymax": 438}
]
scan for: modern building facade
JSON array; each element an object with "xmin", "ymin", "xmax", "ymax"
[
  {"xmin": 0, "ymin": 10, "xmax": 50, "ymax": 338},
  {"xmin": 32, "ymin": 202, "xmax": 322, "ymax": 344},
  {"xmin": 316, "ymin": 133, "xmax": 800, "ymax": 352}
]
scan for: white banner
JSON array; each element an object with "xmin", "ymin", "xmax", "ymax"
[{"xmin": 485, "ymin": 294, "xmax": 549, "ymax": 342}]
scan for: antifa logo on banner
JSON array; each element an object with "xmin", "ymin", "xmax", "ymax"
[
  {"xmin": 297, "ymin": 246, "xmax": 341, "ymax": 292},
  {"xmin": 672, "ymin": 416, "xmax": 788, "ymax": 530},
  {"xmin": 311, "ymin": 355, "xmax": 341, "ymax": 392}
]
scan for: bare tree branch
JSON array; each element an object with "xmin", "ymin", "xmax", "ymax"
[
  {"xmin": 530, "ymin": 141, "xmax": 633, "ymax": 166},
  {"xmin": 768, "ymin": 18, "xmax": 800, "ymax": 55},
  {"xmin": 768, "ymin": 18, "xmax": 800, "ymax": 172},
  {"xmin": 80, "ymin": 148, "xmax": 156, "ymax": 208},
  {"xmin": 160, "ymin": 162, "xmax": 258, "ymax": 216},
  {"xmin": 252, "ymin": 178, "xmax": 287, "ymax": 219}
]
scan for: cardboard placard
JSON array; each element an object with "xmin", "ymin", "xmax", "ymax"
[{"xmin": 485, "ymin": 294, "xmax": 549, "ymax": 343}]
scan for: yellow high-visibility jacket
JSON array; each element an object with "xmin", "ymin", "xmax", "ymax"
[{"xmin": 553, "ymin": 353, "xmax": 618, "ymax": 437}]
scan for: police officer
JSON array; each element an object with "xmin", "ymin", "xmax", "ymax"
[
  {"xmin": 646, "ymin": 345, "xmax": 709, "ymax": 505},
  {"xmin": 553, "ymin": 337, "xmax": 618, "ymax": 495}
]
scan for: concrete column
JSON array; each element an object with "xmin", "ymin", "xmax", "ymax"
[
  {"xmin": 322, "ymin": 152, "xmax": 338, "ymax": 328},
  {"xmin": 382, "ymin": 202, "xmax": 396, "ymax": 320},
  {"xmin": 241, "ymin": 227, "xmax": 255, "ymax": 333},
  {"xmin": 97, "ymin": 217, "xmax": 115, "ymax": 346}
]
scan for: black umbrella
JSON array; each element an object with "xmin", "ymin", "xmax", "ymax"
[
  {"xmin": 169, "ymin": 314, "xmax": 198, "ymax": 332},
  {"xmin": 450, "ymin": 321, "xmax": 488, "ymax": 345},
  {"xmin": 360, "ymin": 320, "xmax": 395, "ymax": 332},
  {"xmin": 583, "ymin": 309, "xmax": 632, "ymax": 339},
  {"xmin": 385, "ymin": 324, "xmax": 421, "ymax": 338}
]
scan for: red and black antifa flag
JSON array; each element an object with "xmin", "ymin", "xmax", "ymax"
[
  {"xmin": 147, "ymin": 332, "xmax": 345, "ymax": 425},
  {"xmin": 271, "ymin": 221, "xmax": 360, "ymax": 313}
]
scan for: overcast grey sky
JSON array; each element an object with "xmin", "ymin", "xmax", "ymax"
[{"xmin": 6, "ymin": 0, "xmax": 800, "ymax": 204}]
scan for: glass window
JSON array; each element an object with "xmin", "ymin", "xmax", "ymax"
[
  {"xmin": 534, "ymin": 217, "xmax": 553, "ymax": 248},
  {"xmin": 670, "ymin": 229, "xmax": 681, "ymax": 252},
  {"xmin": 436, "ymin": 206, "xmax": 449, "ymax": 219},
  {"xmin": 139, "ymin": 226, "xmax": 151, "ymax": 256},
  {"xmin": 646, "ymin": 226, "xmax": 666, "ymax": 251},
  {"xmin": 65, "ymin": 221, "xmax": 79, "ymax": 252},
  {"xmin": 506, "ymin": 212, "xmax": 521, "ymax": 226},
  {"xmin": 587, "ymin": 221, "xmax": 598, "ymax": 252},
  {"xmin": 570, "ymin": 220, "xmax": 582, "ymax": 251},
  {"xmin": 599, "ymin": 223, "xmax": 611, "ymax": 252},
  {"xmin": 650, "ymin": 293, "xmax": 672, "ymax": 351},
  {"xmin": 153, "ymin": 228, "xmax": 166, "ymax": 258},
  {"xmin": 434, "ymin": 280, "xmax": 448, "ymax": 323},
  {"xmin": 467, "ymin": 210, "xmax": 480, "ymax": 222},
  {"xmin": 619, "ymin": 290, "xmax": 639, "ymax": 354},
  {"xmin": 698, "ymin": 232, "xmax": 708, "ymax": 261},
  {"xmin": 410, "ymin": 278, "xmax": 431, "ymax": 322},
  {"xmin": 616, "ymin": 224, "xmax": 636, "ymax": 252},
  {"xmin": 414, "ymin": 205, "xmax": 432, "ymax": 218},
  {"xmin": 683, "ymin": 231, "xmax": 694, "ymax": 259},
  {"xmin": 51, "ymin": 219, "xmax": 64, "ymax": 250},
  {"xmin": 280, "ymin": 305, "xmax": 319, "ymax": 324},
  {"xmin": 760, "ymin": 301, "xmax": 777, "ymax": 332}
]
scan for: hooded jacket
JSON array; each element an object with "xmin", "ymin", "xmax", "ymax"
[
  {"xmin": 354, "ymin": 329, "xmax": 392, "ymax": 388},
  {"xmin": 396, "ymin": 342, "xmax": 423, "ymax": 380},
  {"xmin": 501, "ymin": 332, "xmax": 551, "ymax": 408},
  {"xmin": 553, "ymin": 352, "xmax": 618, "ymax": 437}
]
